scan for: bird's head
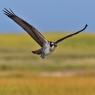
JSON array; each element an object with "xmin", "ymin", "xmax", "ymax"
[{"xmin": 49, "ymin": 41, "xmax": 57, "ymax": 51}]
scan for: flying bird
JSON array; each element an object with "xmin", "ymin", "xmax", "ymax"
[{"xmin": 3, "ymin": 8, "xmax": 88, "ymax": 59}]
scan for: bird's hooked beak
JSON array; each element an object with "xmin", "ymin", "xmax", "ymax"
[{"xmin": 54, "ymin": 43, "xmax": 57, "ymax": 47}]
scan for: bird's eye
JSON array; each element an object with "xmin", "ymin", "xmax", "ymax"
[
  {"xmin": 51, "ymin": 43, "xmax": 53, "ymax": 45},
  {"xmin": 50, "ymin": 42, "xmax": 54, "ymax": 46}
]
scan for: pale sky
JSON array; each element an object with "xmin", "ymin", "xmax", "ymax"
[{"xmin": 0, "ymin": 0, "xmax": 95, "ymax": 32}]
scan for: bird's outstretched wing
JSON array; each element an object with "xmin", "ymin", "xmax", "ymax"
[
  {"xmin": 3, "ymin": 8, "xmax": 47, "ymax": 47},
  {"xmin": 54, "ymin": 24, "xmax": 88, "ymax": 44}
]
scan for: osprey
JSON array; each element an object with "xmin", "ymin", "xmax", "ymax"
[{"xmin": 3, "ymin": 8, "xmax": 88, "ymax": 59}]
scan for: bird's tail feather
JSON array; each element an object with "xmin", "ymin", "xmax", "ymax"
[{"xmin": 32, "ymin": 49, "xmax": 42, "ymax": 55}]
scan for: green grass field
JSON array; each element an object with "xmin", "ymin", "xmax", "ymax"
[{"xmin": 0, "ymin": 32, "xmax": 95, "ymax": 95}]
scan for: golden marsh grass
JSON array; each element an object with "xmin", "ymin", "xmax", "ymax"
[{"xmin": 0, "ymin": 32, "xmax": 94, "ymax": 95}]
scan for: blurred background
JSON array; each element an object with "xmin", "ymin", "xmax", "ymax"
[{"xmin": 0, "ymin": 0, "xmax": 95, "ymax": 95}]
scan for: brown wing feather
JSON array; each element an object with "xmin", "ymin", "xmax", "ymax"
[
  {"xmin": 3, "ymin": 8, "xmax": 47, "ymax": 47},
  {"xmin": 55, "ymin": 24, "xmax": 88, "ymax": 44}
]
